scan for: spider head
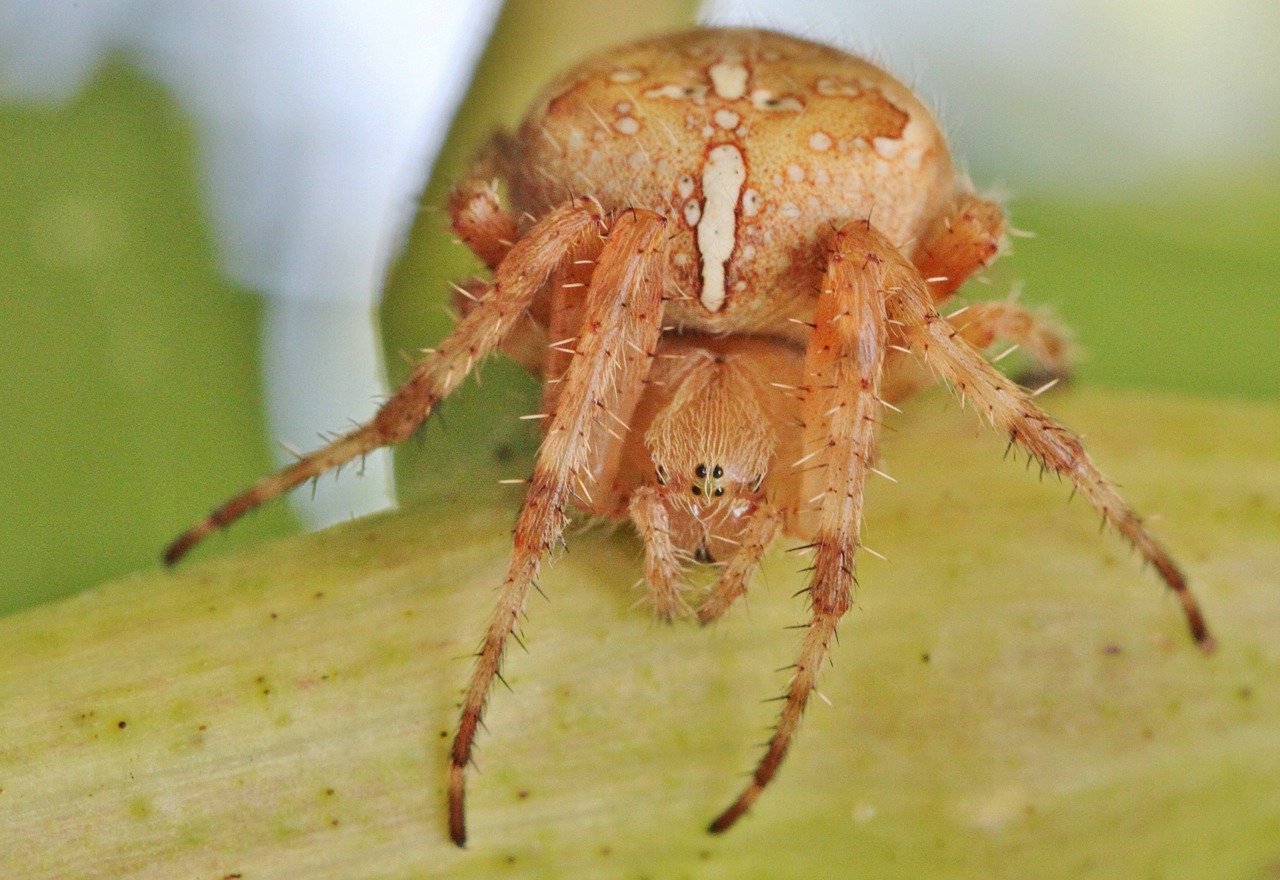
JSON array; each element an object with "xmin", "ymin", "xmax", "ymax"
[{"xmin": 644, "ymin": 349, "xmax": 775, "ymax": 556}]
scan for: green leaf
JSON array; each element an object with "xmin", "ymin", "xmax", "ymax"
[{"xmin": 3, "ymin": 389, "xmax": 1277, "ymax": 879}]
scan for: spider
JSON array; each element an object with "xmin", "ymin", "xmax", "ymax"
[{"xmin": 165, "ymin": 27, "xmax": 1214, "ymax": 846}]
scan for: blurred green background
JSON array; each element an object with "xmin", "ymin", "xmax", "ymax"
[{"xmin": 2, "ymin": 0, "xmax": 1276, "ymax": 616}]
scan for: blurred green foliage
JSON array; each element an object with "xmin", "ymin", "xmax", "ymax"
[
  {"xmin": 1013, "ymin": 174, "xmax": 1280, "ymax": 398},
  {"xmin": 0, "ymin": 62, "xmax": 296, "ymax": 615}
]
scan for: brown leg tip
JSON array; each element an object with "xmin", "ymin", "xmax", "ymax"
[
  {"xmin": 1186, "ymin": 609, "xmax": 1215, "ymax": 655},
  {"xmin": 163, "ymin": 535, "xmax": 194, "ymax": 567},
  {"xmin": 448, "ymin": 768, "xmax": 468, "ymax": 847},
  {"xmin": 449, "ymin": 812, "xmax": 467, "ymax": 848},
  {"xmin": 708, "ymin": 799, "xmax": 749, "ymax": 835}
]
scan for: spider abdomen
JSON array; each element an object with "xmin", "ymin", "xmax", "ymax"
[{"xmin": 509, "ymin": 28, "xmax": 956, "ymax": 333}]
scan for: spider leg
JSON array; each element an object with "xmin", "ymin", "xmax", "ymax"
[
  {"xmin": 913, "ymin": 191, "xmax": 1006, "ymax": 303},
  {"xmin": 710, "ymin": 221, "xmax": 890, "ymax": 833},
  {"xmin": 164, "ymin": 200, "xmax": 605, "ymax": 565},
  {"xmin": 447, "ymin": 132, "xmax": 521, "ymax": 271},
  {"xmin": 628, "ymin": 486, "xmax": 694, "ymax": 621},
  {"xmin": 539, "ymin": 243, "xmax": 600, "ymax": 408},
  {"xmin": 447, "ymin": 168, "xmax": 560, "ymax": 374},
  {"xmin": 949, "ymin": 299, "xmax": 1073, "ymax": 385},
  {"xmin": 879, "ymin": 190, "xmax": 1008, "ymax": 401},
  {"xmin": 696, "ymin": 501, "xmax": 782, "ymax": 624},
  {"xmin": 887, "ymin": 241, "xmax": 1215, "ymax": 652},
  {"xmin": 453, "ymin": 237, "xmax": 604, "ymax": 378},
  {"xmin": 449, "ymin": 176, "xmax": 519, "ymax": 271},
  {"xmin": 448, "ymin": 209, "xmax": 669, "ymax": 846},
  {"xmin": 884, "ymin": 299, "xmax": 1073, "ymax": 402},
  {"xmin": 949, "ymin": 299, "xmax": 1072, "ymax": 377}
]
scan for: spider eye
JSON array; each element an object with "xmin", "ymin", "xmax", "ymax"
[
  {"xmin": 655, "ymin": 465, "xmax": 667, "ymax": 485},
  {"xmin": 691, "ymin": 485, "xmax": 703, "ymax": 496},
  {"xmin": 694, "ymin": 464, "xmax": 707, "ymax": 478},
  {"xmin": 711, "ymin": 465, "xmax": 724, "ymax": 479},
  {"xmin": 713, "ymin": 487, "xmax": 725, "ymax": 497}
]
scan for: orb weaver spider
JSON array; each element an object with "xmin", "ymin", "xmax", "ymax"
[{"xmin": 166, "ymin": 27, "xmax": 1213, "ymax": 846}]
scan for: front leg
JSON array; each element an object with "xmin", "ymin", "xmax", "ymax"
[
  {"xmin": 165, "ymin": 200, "xmax": 605, "ymax": 564},
  {"xmin": 448, "ymin": 210, "xmax": 669, "ymax": 846},
  {"xmin": 710, "ymin": 221, "xmax": 890, "ymax": 832}
]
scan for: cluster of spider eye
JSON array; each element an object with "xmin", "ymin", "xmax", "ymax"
[
  {"xmin": 167, "ymin": 26, "xmax": 1212, "ymax": 847},
  {"xmin": 684, "ymin": 463, "xmax": 725, "ymax": 496}
]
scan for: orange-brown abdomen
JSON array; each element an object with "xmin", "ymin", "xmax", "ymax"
[{"xmin": 508, "ymin": 28, "xmax": 956, "ymax": 334}]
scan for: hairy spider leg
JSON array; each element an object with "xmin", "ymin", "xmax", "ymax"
[
  {"xmin": 884, "ymin": 299, "xmax": 1075, "ymax": 402},
  {"xmin": 163, "ymin": 200, "xmax": 606, "ymax": 565},
  {"xmin": 917, "ymin": 192, "xmax": 1071, "ymax": 382},
  {"xmin": 913, "ymin": 191, "xmax": 1006, "ymax": 303},
  {"xmin": 538, "ymin": 245, "xmax": 599, "ymax": 410},
  {"xmin": 710, "ymin": 221, "xmax": 891, "ymax": 833},
  {"xmin": 883, "ymin": 191, "xmax": 1073, "ymax": 401},
  {"xmin": 949, "ymin": 299, "xmax": 1073, "ymax": 378},
  {"xmin": 448, "ymin": 178, "xmax": 569, "ymax": 375},
  {"xmin": 887, "ymin": 263, "xmax": 1214, "ymax": 651},
  {"xmin": 881, "ymin": 190, "xmax": 1006, "ymax": 401},
  {"xmin": 448, "ymin": 209, "xmax": 670, "ymax": 847},
  {"xmin": 449, "ymin": 176, "xmax": 519, "ymax": 272}
]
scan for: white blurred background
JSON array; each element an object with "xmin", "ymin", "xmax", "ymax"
[
  {"xmin": 2, "ymin": 0, "xmax": 504, "ymax": 526},
  {"xmin": 706, "ymin": 0, "xmax": 1280, "ymax": 190}
]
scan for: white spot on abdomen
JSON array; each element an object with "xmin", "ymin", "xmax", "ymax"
[
  {"xmin": 751, "ymin": 89, "xmax": 803, "ymax": 112},
  {"xmin": 644, "ymin": 83, "xmax": 708, "ymax": 102},
  {"xmin": 873, "ymin": 136, "xmax": 903, "ymax": 159},
  {"xmin": 809, "ymin": 131, "xmax": 833, "ymax": 151},
  {"xmin": 697, "ymin": 144, "xmax": 746, "ymax": 312},
  {"xmin": 713, "ymin": 108, "xmax": 741, "ymax": 130},
  {"xmin": 708, "ymin": 62, "xmax": 748, "ymax": 100}
]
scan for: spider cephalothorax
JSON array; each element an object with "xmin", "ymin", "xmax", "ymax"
[{"xmin": 166, "ymin": 27, "xmax": 1213, "ymax": 846}]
